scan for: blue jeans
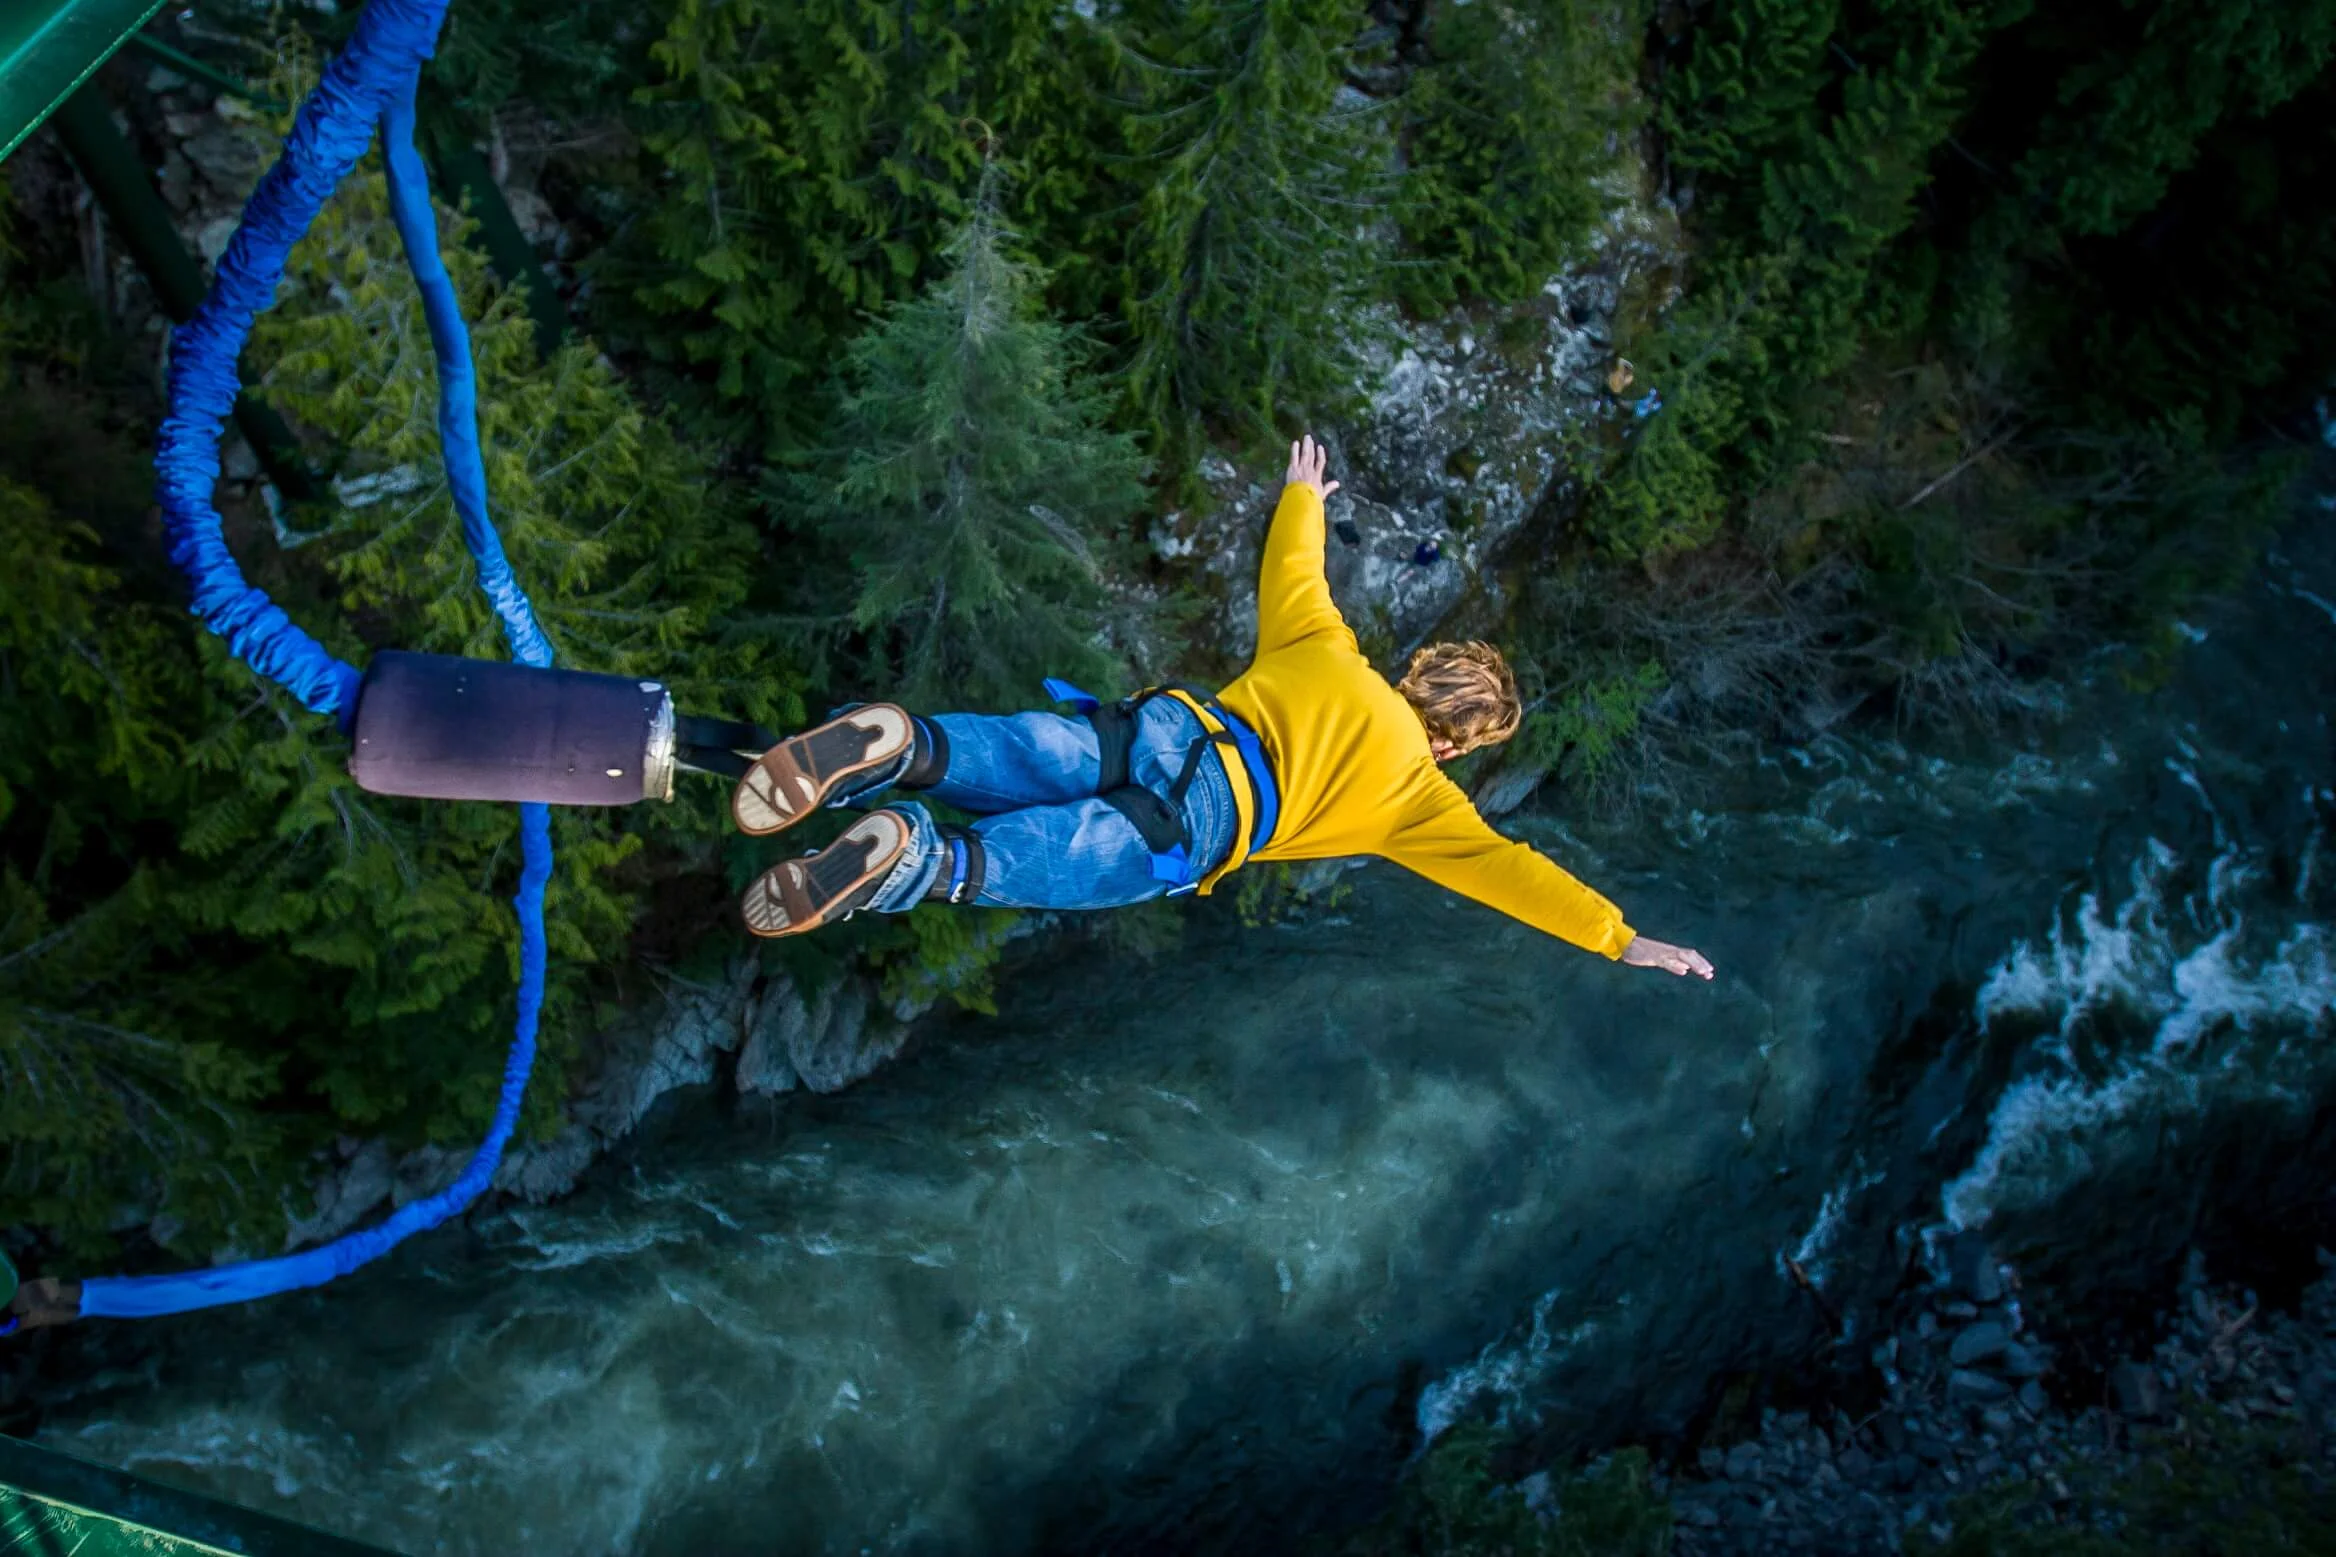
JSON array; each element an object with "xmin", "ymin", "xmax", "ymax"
[{"xmin": 836, "ymin": 699, "xmax": 1240, "ymax": 912}]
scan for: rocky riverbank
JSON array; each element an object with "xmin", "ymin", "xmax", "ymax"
[{"xmin": 1651, "ymin": 1240, "xmax": 2336, "ymax": 1552}]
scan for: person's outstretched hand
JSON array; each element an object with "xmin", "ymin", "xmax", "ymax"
[
  {"xmin": 1621, "ymin": 936, "xmax": 1715, "ymax": 979},
  {"xmin": 1286, "ymin": 434, "xmax": 1341, "ymax": 499}
]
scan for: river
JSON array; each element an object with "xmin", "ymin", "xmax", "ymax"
[{"xmin": 31, "ymin": 513, "xmax": 2336, "ymax": 1554}]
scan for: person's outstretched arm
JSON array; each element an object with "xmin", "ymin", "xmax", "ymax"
[
  {"xmin": 1385, "ymin": 781, "xmax": 1715, "ymax": 977},
  {"xmin": 1255, "ymin": 435, "xmax": 1353, "ymax": 656}
]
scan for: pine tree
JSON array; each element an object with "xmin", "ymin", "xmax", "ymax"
[
  {"xmin": 2005, "ymin": 0, "xmax": 2336, "ymax": 240},
  {"xmin": 1116, "ymin": 0, "xmax": 1389, "ymax": 458},
  {"xmin": 427, "ymin": 0, "xmax": 654, "ymax": 124},
  {"xmin": 253, "ymin": 162, "xmax": 785, "ymax": 710},
  {"xmin": 1589, "ymin": 0, "xmax": 1988, "ymax": 559},
  {"xmin": 1397, "ymin": 0, "xmax": 1638, "ymax": 309},
  {"xmin": 0, "ymin": 475, "xmax": 285, "ymax": 1256},
  {"xmin": 785, "ymin": 164, "xmax": 1149, "ymax": 713},
  {"xmin": 617, "ymin": 0, "xmax": 1102, "ymax": 451},
  {"xmin": 1659, "ymin": 0, "xmax": 1841, "ymax": 216},
  {"xmin": 0, "ymin": 177, "xmax": 301, "ymax": 1253}
]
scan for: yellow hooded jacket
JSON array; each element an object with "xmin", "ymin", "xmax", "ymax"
[{"xmin": 1200, "ymin": 484, "xmax": 1636, "ymax": 959}]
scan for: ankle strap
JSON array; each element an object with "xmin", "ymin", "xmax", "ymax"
[{"xmin": 923, "ymin": 824, "xmax": 986, "ymax": 904}]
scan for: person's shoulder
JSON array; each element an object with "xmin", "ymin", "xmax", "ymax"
[
  {"xmin": 1367, "ymin": 709, "xmax": 1459, "ymax": 804},
  {"xmin": 1266, "ymin": 625, "xmax": 1367, "ymax": 676}
]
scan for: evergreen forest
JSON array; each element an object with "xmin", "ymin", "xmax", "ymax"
[{"xmin": 3, "ymin": 0, "xmax": 2332, "ymax": 1265}]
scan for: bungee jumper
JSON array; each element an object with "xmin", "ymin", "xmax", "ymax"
[
  {"xmin": 724, "ymin": 435, "xmax": 1718, "ymax": 985},
  {"xmin": 2, "ymin": 2, "xmax": 1701, "ymax": 1339}
]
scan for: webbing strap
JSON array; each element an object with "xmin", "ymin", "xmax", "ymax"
[
  {"xmin": 1151, "ymin": 689, "xmax": 1264, "ymax": 892},
  {"xmin": 1041, "ymin": 677, "xmax": 1100, "ymax": 713},
  {"xmin": 928, "ymin": 825, "xmax": 986, "ymax": 904},
  {"xmin": 899, "ymin": 715, "xmax": 949, "ymax": 790},
  {"xmin": 1043, "ymin": 679, "xmax": 1277, "ymax": 895},
  {"xmin": 1089, "ymin": 701, "xmax": 1136, "ymax": 794},
  {"xmin": 1098, "ymin": 784, "xmax": 1185, "ymax": 855},
  {"xmin": 1209, "ymin": 703, "xmax": 1279, "ymax": 855}
]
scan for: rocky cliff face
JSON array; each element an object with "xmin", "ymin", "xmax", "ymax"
[
  {"xmin": 278, "ymin": 956, "xmax": 922, "ymax": 1250},
  {"xmin": 1149, "ymin": 168, "xmax": 1682, "ymax": 669},
  {"xmin": 1655, "ymin": 1245, "xmax": 2336, "ymax": 1554}
]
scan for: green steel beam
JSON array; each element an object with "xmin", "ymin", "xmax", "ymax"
[
  {"xmin": 0, "ymin": 1433, "xmax": 400, "ymax": 1556},
  {"xmin": 49, "ymin": 82, "xmax": 323, "ymax": 502},
  {"xmin": 420, "ymin": 106, "xmax": 569, "ymax": 356},
  {"xmin": 0, "ymin": 0, "xmax": 172, "ymax": 162},
  {"xmin": 122, "ymin": 30, "xmax": 287, "ymax": 114},
  {"xmin": 6, "ymin": 0, "xmax": 567, "ymax": 497},
  {"xmin": 11, "ymin": 0, "xmax": 568, "ymax": 357}
]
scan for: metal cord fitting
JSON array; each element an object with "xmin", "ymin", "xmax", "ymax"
[{"xmin": 641, "ymin": 685, "xmax": 676, "ymax": 802}]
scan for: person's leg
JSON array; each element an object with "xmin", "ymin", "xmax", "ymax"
[
  {"xmin": 739, "ymin": 806, "xmax": 922, "ymax": 937},
  {"xmin": 734, "ymin": 705, "xmax": 1106, "ymax": 836},
  {"xmin": 737, "ymin": 699, "xmax": 1245, "ymax": 935},
  {"xmin": 877, "ymin": 698, "xmax": 1228, "ymax": 817},
  {"xmin": 936, "ymin": 698, "xmax": 1242, "ymax": 907},
  {"xmin": 740, "ymin": 797, "xmax": 1160, "ymax": 935},
  {"xmin": 960, "ymin": 798, "xmax": 1170, "ymax": 909},
  {"xmin": 904, "ymin": 711, "xmax": 1103, "ymax": 814},
  {"xmin": 741, "ymin": 789, "xmax": 1193, "ymax": 935}
]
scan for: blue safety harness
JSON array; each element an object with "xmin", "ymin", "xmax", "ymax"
[{"xmin": 1042, "ymin": 678, "xmax": 1281, "ymax": 893}]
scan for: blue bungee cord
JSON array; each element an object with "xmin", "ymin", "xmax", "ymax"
[{"xmin": 1, "ymin": 0, "xmax": 552, "ymax": 1332}]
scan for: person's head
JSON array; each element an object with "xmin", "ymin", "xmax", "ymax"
[{"xmin": 1397, "ymin": 641, "xmax": 1521, "ymax": 762}]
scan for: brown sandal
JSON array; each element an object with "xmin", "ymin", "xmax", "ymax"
[
  {"xmin": 740, "ymin": 809, "xmax": 915, "ymax": 938},
  {"xmin": 731, "ymin": 704, "xmax": 917, "ymax": 837}
]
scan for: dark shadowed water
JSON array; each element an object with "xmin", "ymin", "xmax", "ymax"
[{"xmin": 30, "ymin": 516, "xmax": 2336, "ymax": 1554}]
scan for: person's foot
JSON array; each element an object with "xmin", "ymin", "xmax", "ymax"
[
  {"xmin": 740, "ymin": 809, "xmax": 915, "ymax": 938},
  {"xmin": 731, "ymin": 704, "xmax": 917, "ymax": 837}
]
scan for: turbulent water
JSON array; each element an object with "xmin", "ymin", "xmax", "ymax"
[{"xmin": 32, "ymin": 517, "xmax": 2336, "ymax": 1554}]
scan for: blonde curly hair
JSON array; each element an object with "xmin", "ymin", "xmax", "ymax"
[{"xmin": 1395, "ymin": 641, "xmax": 1522, "ymax": 756}]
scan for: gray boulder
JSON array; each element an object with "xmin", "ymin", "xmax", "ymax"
[
  {"xmin": 734, "ymin": 980, "xmax": 804, "ymax": 1097},
  {"xmin": 581, "ymin": 957, "xmax": 759, "ymax": 1138},
  {"xmin": 494, "ymin": 1123, "xmax": 599, "ymax": 1203},
  {"xmin": 1948, "ymin": 1232, "xmax": 2004, "ymax": 1304},
  {"xmin": 753, "ymin": 977, "xmax": 907, "ymax": 1095},
  {"xmin": 2108, "ymin": 1361, "xmax": 2163, "ymax": 1420},
  {"xmin": 1949, "ymin": 1321, "xmax": 2013, "ymax": 1367},
  {"xmin": 1999, "ymin": 1342, "xmax": 2050, "ymax": 1379},
  {"xmin": 1947, "ymin": 1368, "xmax": 2011, "ymax": 1404},
  {"xmin": 281, "ymin": 1138, "xmax": 395, "ymax": 1251}
]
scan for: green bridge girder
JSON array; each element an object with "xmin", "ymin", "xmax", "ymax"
[
  {"xmin": 0, "ymin": 0, "xmax": 567, "ymax": 494},
  {"xmin": 0, "ymin": 0, "xmax": 171, "ymax": 161},
  {"xmin": 0, "ymin": 1433, "xmax": 399, "ymax": 1556}
]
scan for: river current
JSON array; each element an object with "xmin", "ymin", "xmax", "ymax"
[{"xmin": 32, "ymin": 514, "xmax": 2336, "ymax": 1553}]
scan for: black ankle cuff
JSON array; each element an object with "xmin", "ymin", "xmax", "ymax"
[
  {"xmin": 922, "ymin": 824, "xmax": 986, "ymax": 904},
  {"xmin": 900, "ymin": 715, "xmax": 949, "ymax": 790}
]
